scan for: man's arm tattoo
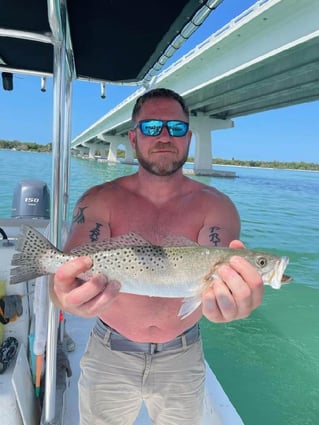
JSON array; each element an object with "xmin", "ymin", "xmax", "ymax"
[
  {"xmin": 89, "ymin": 223, "xmax": 103, "ymax": 242},
  {"xmin": 72, "ymin": 206, "xmax": 88, "ymax": 224},
  {"xmin": 209, "ymin": 226, "xmax": 221, "ymax": 246}
]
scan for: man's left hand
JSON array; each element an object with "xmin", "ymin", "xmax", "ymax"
[{"xmin": 202, "ymin": 240, "xmax": 264, "ymax": 322}]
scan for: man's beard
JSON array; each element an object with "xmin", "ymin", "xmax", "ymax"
[{"xmin": 135, "ymin": 143, "xmax": 189, "ymax": 176}]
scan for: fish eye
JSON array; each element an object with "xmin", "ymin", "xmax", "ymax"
[{"xmin": 256, "ymin": 256, "xmax": 268, "ymax": 267}]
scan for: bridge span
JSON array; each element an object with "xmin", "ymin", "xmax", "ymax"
[{"xmin": 71, "ymin": 0, "xmax": 319, "ymax": 175}]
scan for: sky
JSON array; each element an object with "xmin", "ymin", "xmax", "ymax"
[{"xmin": 0, "ymin": 0, "xmax": 318, "ymax": 163}]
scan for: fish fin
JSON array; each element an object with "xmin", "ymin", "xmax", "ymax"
[
  {"xmin": 70, "ymin": 232, "xmax": 196, "ymax": 255},
  {"xmin": 109, "ymin": 232, "xmax": 152, "ymax": 247},
  {"xmin": 10, "ymin": 266, "xmax": 45, "ymax": 285},
  {"xmin": 10, "ymin": 225, "xmax": 56, "ymax": 284},
  {"xmin": 160, "ymin": 234, "xmax": 198, "ymax": 247},
  {"xmin": 178, "ymin": 274, "xmax": 220, "ymax": 319},
  {"xmin": 178, "ymin": 296, "xmax": 202, "ymax": 320},
  {"xmin": 70, "ymin": 232, "xmax": 152, "ymax": 254}
]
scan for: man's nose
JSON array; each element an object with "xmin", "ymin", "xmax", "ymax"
[{"xmin": 159, "ymin": 125, "xmax": 171, "ymax": 139}]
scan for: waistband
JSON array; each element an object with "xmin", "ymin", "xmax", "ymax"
[{"xmin": 94, "ymin": 319, "xmax": 200, "ymax": 354}]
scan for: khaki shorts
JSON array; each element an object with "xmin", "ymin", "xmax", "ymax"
[{"xmin": 79, "ymin": 321, "xmax": 206, "ymax": 425}]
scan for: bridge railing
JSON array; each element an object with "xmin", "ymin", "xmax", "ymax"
[{"xmin": 159, "ymin": 0, "xmax": 273, "ymax": 80}]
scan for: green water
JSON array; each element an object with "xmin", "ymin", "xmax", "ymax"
[
  {"xmin": 1, "ymin": 150, "xmax": 318, "ymax": 424},
  {"xmin": 201, "ymin": 284, "xmax": 319, "ymax": 424}
]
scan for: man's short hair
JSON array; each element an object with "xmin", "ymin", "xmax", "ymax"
[{"xmin": 132, "ymin": 88, "xmax": 189, "ymax": 123}]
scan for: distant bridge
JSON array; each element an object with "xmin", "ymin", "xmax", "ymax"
[{"xmin": 71, "ymin": 0, "xmax": 319, "ymax": 175}]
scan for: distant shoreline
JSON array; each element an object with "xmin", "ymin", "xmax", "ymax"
[
  {"xmin": 195, "ymin": 157, "xmax": 319, "ymax": 172},
  {"xmin": 1, "ymin": 142, "xmax": 318, "ymax": 172},
  {"xmin": 211, "ymin": 163, "xmax": 319, "ymax": 173}
]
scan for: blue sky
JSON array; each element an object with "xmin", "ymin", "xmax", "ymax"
[{"xmin": 1, "ymin": 0, "xmax": 318, "ymax": 163}]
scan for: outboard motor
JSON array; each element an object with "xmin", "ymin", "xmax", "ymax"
[{"xmin": 11, "ymin": 179, "xmax": 50, "ymax": 219}]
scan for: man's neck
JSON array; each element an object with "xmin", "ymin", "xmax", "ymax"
[{"xmin": 134, "ymin": 168, "xmax": 188, "ymax": 205}]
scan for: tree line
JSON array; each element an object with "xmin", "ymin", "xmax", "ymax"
[
  {"xmin": 0, "ymin": 139, "xmax": 52, "ymax": 152},
  {"xmin": 1, "ymin": 139, "xmax": 318, "ymax": 171},
  {"xmin": 190, "ymin": 157, "xmax": 319, "ymax": 171}
]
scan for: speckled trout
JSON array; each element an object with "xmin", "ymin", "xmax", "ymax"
[{"xmin": 10, "ymin": 225, "xmax": 291, "ymax": 318}]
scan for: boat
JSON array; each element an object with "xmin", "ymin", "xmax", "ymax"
[{"xmin": 0, "ymin": 0, "xmax": 246, "ymax": 424}]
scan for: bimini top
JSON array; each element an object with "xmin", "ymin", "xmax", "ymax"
[{"xmin": 0, "ymin": 0, "xmax": 222, "ymax": 85}]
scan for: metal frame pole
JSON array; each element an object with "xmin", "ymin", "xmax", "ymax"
[{"xmin": 45, "ymin": 0, "xmax": 73, "ymax": 421}]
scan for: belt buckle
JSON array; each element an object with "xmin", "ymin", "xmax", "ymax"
[{"xmin": 149, "ymin": 342, "xmax": 164, "ymax": 354}]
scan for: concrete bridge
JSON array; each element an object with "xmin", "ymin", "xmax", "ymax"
[{"xmin": 71, "ymin": 0, "xmax": 319, "ymax": 175}]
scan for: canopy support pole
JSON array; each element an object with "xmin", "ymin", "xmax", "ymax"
[{"xmin": 45, "ymin": 0, "xmax": 74, "ymax": 422}]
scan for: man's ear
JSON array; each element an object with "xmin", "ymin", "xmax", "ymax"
[
  {"xmin": 187, "ymin": 130, "xmax": 192, "ymax": 148},
  {"xmin": 128, "ymin": 130, "xmax": 136, "ymax": 148}
]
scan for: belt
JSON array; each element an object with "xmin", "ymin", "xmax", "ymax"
[{"xmin": 94, "ymin": 319, "xmax": 200, "ymax": 354}]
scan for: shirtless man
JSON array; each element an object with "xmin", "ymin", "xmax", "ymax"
[{"xmin": 53, "ymin": 88, "xmax": 263, "ymax": 425}]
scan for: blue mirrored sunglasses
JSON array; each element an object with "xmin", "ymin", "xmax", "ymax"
[{"xmin": 134, "ymin": 119, "xmax": 189, "ymax": 137}]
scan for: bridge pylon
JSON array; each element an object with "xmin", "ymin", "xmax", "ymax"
[{"xmin": 190, "ymin": 114, "xmax": 234, "ymax": 176}]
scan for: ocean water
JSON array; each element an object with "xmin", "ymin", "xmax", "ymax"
[{"xmin": 0, "ymin": 150, "xmax": 319, "ymax": 424}]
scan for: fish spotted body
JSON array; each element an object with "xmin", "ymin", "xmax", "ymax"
[{"xmin": 10, "ymin": 225, "xmax": 291, "ymax": 318}]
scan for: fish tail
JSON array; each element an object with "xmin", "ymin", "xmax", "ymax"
[{"xmin": 10, "ymin": 225, "xmax": 57, "ymax": 284}]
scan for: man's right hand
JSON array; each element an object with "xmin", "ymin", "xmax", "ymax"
[{"xmin": 52, "ymin": 256, "xmax": 121, "ymax": 317}]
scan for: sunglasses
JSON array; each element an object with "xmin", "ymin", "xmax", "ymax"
[{"xmin": 134, "ymin": 119, "xmax": 189, "ymax": 137}]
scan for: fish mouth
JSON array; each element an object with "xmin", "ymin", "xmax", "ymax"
[{"xmin": 265, "ymin": 256, "xmax": 290, "ymax": 289}]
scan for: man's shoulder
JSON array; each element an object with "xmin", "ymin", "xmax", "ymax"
[
  {"xmin": 188, "ymin": 178, "xmax": 230, "ymax": 201},
  {"xmin": 190, "ymin": 182, "xmax": 238, "ymax": 219},
  {"xmin": 74, "ymin": 176, "xmax": 139, "ymax": 213},
  {"xmin": 84, "ymin": 175, "xmax": 133, "ymax": 198}
]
